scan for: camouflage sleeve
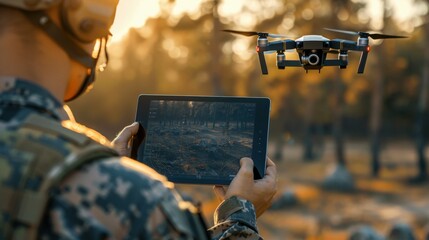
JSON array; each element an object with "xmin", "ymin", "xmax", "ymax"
[
  {"xmin": 39, "ymin": 156, "xmax": 262, "ymax": 239},
  {"xmin": 208, "ymin": 196, "xmax": 262, "ymax": 240},
  {"xmin": 39, "ymin": 157, "xmax": 200, "ymax": 239}
]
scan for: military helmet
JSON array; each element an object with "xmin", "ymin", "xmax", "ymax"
[{"xmin": 0, "ymin": 0, "xmax": 119, "ymax": 101}]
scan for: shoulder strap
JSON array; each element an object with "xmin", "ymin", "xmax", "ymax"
[{"xmin": 0, "ymin": 114, "xmax": 118, "ymax": 240}]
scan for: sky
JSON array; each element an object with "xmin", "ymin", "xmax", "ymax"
[{"xmin": 110, "ymin": 0, "xmax": 428, "ymax": 42}]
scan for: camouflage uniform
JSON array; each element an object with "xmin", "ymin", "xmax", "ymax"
[{"xmin": 0, "ymin": 77, "xmax": 262, "ymax": 239}]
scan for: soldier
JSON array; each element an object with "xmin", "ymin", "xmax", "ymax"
[{"xmin": 0, "ymin": 0, "xmax": 277, "ymax": 239}]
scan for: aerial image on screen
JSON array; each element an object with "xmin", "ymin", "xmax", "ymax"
[{"xmin": 140, "ymin": 100, "xmax": 256, "ymax": 181}]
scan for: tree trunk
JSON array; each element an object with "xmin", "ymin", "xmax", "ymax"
[
  {"xmin": 415, "ymin": 28, "xmax": 429, "ymax": 178},
  {"xmin": 369, "ymin": 0, "xmax": 387, "ymax": 177},
  {"xmin": 333, "ymin": 71, "xmax": 346, "ymax": 166},
  {"xmin": 369, "ymin": 52, "xmax": 384, "ymax": 177},
  {"xmin": 303, "ymin": 83, "xmax": 316, "ymax": 161},
  {"xmin": 210, "ymin": 0, "xmax": 223, "ymax": 95}
]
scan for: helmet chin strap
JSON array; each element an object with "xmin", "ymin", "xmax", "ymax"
[
  {"xmin": 65, "ymin": 37, "xmax": 108, "ymax": 102},
  {"xmin": 23, "ymin": 10, "xmax": 104, "ymax": 102}
]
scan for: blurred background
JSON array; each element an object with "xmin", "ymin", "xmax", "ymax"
[{"xmin": 68, "ymin": 0, "xmax": 429, "ymax": 239}]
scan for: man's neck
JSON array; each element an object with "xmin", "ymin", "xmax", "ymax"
[{"xmin": 0, "ymin": 31, "xmax": 70, "ymax": 102}]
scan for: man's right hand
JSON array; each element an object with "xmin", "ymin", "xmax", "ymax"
[{"xmin": 213, "ymin": 157, "xmax": 277, "ymax": 217}]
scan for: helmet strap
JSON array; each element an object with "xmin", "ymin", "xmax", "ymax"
[
  {"xmin": 24, "ymin": 10, "xmax": 96, "ymax": 69},
  {"xmin": 23, "ymin": 10, "xmax": 104, "ymax": 102},
  {"xmin": 64, "ymin": 37, "xmax": 108, "ymax": 102}
]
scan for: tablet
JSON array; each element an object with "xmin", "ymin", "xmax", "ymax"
[{"xmin": 132, "ymin": 94, "xmax": 270, "ymax": 185}]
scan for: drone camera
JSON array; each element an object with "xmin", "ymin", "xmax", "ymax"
[
  {"xmin": 301, "ymin": 51, "xmax": 321, "ymax": 66},
  {"xmin": 222, "ymin": 28, "xmax": 407, "ymax": 75},
  {"xmin": 308, "ymin": 54, "xmax": 320, "ymax": 65}
]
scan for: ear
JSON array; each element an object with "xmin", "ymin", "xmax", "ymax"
[{"xmin": 60, "ymin": 0, "xmax": 118, "ymax": 43}]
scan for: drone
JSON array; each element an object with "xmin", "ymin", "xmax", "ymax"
[{"xmin": 223, "ymin": 28, "xmax": 408, "ymax": 74}]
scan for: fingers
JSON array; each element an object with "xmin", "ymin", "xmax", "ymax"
[
  {"xmin": 236, "ymin": 157, "xmax": 254, "ymax": 179},
  {"xmin": 255, "ymin": 157, "xmax": 277, "ymax": 197},
  {"xmin": 223, "ymin": 158, "xmax": 254, "ymax": 200},
  {"xmin": 264, "ymin": 158, "xmax": 277, "ymax": 178},
  {"xmin": 113, "ymin": 122, "xmax": 139, "ymax": 145},
  {"xmin": 111, "ymin": 122, "xmax": 140, "ymax": 157},
  {"xmin": 266, "ymin": 157, "xmax": 275, "ymax": 167}
]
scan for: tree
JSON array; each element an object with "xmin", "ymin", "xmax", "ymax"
[
  {"xmin": 413, "ymin": 21, "xmax": 429, "ymax": 181},
  {"xmin": 369, "ymin": 0, "xmax": 389, "ymax": 177},
  {"xmin": 209, "ymin": 0, "xmax": 223, "ymax": 95}
]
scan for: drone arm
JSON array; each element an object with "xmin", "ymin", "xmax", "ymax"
[
  {"xmin": 324, "ymin": 59, "xmax": 345, "ymax": 66},
  {"xmin": 257, "ymin": 51, "xmax": 268, "ymax": 74},
  {"xmin": 277, "ymin": 59, "xmax": 301, "ymax": 69},
  {"xmin": 258, "ymin": 40, "xmax": 296, "ymax": 74},
  {"xmin": 357, "ymin": 50, "xmax": 368, "ymax": 74},
  {"xmin": 330, "ymin": 39, "xmax": 358, "ymax": 51},
  {"xmin": 330, "ymin": 39, "xmax": 370, "ymax": 73},
  {"xmin": 283, "ymin": 60, "xmax": 301, "ymax": 67},
  {"xmin": 266, "ymin": 39, "xmax": 296, "ymax": 52}
]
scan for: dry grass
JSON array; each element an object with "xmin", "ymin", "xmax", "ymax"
[{"xmin": 177, "ymin": 140, "xmax": 429, "ymax": 239}]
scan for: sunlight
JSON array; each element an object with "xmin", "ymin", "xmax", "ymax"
[
  {"xmin": 357, "ymin": 0, "xmax": 427, "ymax": 31},
  {"xmin": 110, "ymin": 0, "xmax": 160, "ymax": 42},
  {"xmin": 108, "ymin": 0, "xmax": 425, "ymax": 42},
  {"xmin": 171, "ymin": 0, "xmax": 202, "ymax": 18},
  {"xmin": 218, "ymin": 0, "xmax": 245, "ymax": 16},
  {"xmin": 110, "ymin": 0, "xmax": 207, "ymax": 42},
  {"xmin": 111, "ymin": 0, "xmax": 247, "ymax": 42}
]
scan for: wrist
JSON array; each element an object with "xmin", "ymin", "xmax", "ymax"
[{"xmin": 214, "ymin": 196, "xmax": 258, "ymax": 232}]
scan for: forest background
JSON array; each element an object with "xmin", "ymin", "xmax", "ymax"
[
  {"xmin": 70, "ymin": 0, "xmax": 429, "ymax": 177},
  {"xmin": 68, "ymin": 0, "xmax": 429, "ymax": 239}
]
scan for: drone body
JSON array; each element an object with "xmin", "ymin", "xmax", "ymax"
[{"xmin": 223, "ymin": 29, "xmax": 407, "ymax": 75}]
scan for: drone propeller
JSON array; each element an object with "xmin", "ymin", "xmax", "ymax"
[
  {"xmin": 222, "ymin": 29, "xmax": 287, "ymax": 38},
  {"xmin": 324, "ymin": 28, "xmax": 408, "ymax": 39},
  {"xmin": 247, "ymin": 50, "xmax": 276, "ymax": 54}
]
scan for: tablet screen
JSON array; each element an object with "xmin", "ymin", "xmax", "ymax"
[{"xmin": 134, "ymin": 95, "xmax": 270, "ymax": 184}]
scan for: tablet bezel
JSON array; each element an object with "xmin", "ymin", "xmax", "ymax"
[{"xmin": 133, "ymin": 94, "xmax": 270, "ymax": 185}]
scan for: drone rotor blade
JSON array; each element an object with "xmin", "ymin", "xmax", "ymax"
[
  {"xmin": 268, "ymin": 33, "xmax": 288, "ymax": 38},
  {"xmin": 223, "ymin": 29, "xmax": 288, "ymax": 39},
  {"xmin": 247, "ymin": 50, "xmax": 276, "ymax": 55},
  {"xmin": 257, "ymin": 51, "xmax": 268, "ymax": 74},
  {"xmin": 325, "ymin": 28, "xmax": 408, "ymax": 40},
  {"xmin": 222, "ymin": 29, "xmax": 259, "ymax": 37},
  {"xmin": 324, "ymin": 28, "xmax": 359, "ymax": 36},
  {"xmin": 368, "ymin": 33, "xmax": 408, "ymax": 39}
]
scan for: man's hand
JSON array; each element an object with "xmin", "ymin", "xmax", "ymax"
[
  {"xmin": 213, "ymin": 157, "xmax": 277, "ymax": 218},
  {"xmin": 111, "ymin": 122, "xmax": 140, "ymax": 157}
]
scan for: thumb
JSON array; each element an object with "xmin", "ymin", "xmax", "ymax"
[
  {"xmin": 236, "ymin": 157, "xmax": 254, "ymax": 179},
  {"xmin": 113, "ymin": 122, "xmax": 139, "ymax": 145},
  {"xmin": 213, "ymin": 185, "xmax": 226, "ymax": 202}
]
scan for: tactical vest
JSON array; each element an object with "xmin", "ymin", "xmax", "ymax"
[{"xmin": 0, "ymin": 114, "xmax": 209, "ymax": 240}]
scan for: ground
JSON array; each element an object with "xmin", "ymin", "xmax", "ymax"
[
  {"xmin": 142, "ymin": 122, "xmax": 252, "ymax": 181},
  {"xmin": 176, "ymin": 139, "xmax": 429, "ymax": 240}
]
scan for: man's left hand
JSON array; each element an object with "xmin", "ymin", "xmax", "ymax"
[{"xmin": 112, "ymin": 122, "xmax": 140, "ymax": 157}]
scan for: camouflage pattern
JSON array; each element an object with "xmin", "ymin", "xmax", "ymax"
[{"xmin": 0, "ymin": 77, "xmax": 262, "ymax": 239}]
